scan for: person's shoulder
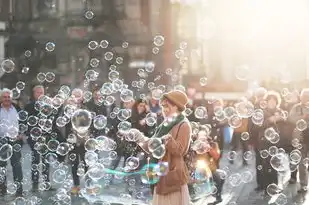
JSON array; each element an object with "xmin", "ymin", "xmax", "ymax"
[
  {"xmin": 179, "ymin": 119, "xmax": 191, "ymax": 131},
  {"xmin": 290, "ymin": 103, "xmax": 302, "ymax": 111},
  {"xmin": 12, "ymin": 103, "xmax": 21, "ymax": 111}
]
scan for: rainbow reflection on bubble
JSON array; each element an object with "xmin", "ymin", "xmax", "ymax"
[
  {"xmin": 140, "ymin": 163, "xmax": 161, "ymax": 185},
  {"xmin": 102, "ymin": 163, "xmax": 165, "ymax": 185},
  {"xmin": 153, "ymin": 161, "xmax": 169, "ymax": 176}
]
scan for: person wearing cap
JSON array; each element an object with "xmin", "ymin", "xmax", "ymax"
[{"xmin": 125, "ymin": 90, "xmax": 192, "ymax": 205}]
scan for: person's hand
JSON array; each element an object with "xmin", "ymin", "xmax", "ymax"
[
  {"xmin": 162, "ymin": 134, "xmax": 172, "ymax": 145},
  {"xmin": 139, "ymin": 119, "xmax": 146, "ymax": 126},
  {"xmin": 304, "ymin": 114, "xmax": 309, "ymax": 120},
  {"xmin": 273, "ymin": 115, "xmax": 282, "ymax": 122},
  {"xmin": 129, "ymin": 128, "xmax": 145, "ymax": 143},
  {"xmin": 268, "ymin": 116, "xmax": 277, "ymax": 123},
  {"xmin": 145, "ymin": 105, "xmax": 150, "ymax": 112},
  {"xmin": 16, "ymin": 134, "xmax": 23, "ymax": 141}
]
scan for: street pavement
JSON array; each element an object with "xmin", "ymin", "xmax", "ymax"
[{"xmin": 0, "ymin": 145, "xmax": 308, "ymax": 205}]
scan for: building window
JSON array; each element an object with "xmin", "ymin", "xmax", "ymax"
[{"xmin": 37, "ymin": 0, "xmax": 58, "ymax": 18}]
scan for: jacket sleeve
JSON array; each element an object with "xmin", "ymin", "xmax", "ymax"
[
  {"xmin": 166, "ymin": 122, "xmax": 191, "ymax": 156},
  {"xmin": 138, "ymin": 137, "xmax": 150, "ymax": 154},
  {"xmin": 288, "ymin": 104, "xmax": 303, "ymax": 124}
]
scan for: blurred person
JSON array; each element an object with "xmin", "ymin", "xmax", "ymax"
[
  {"xmin": 108, "ymin": 99, "xmax": 136, "ymax": 173},
  {"xmin": 252, "ymin": 87, "xmax": 267, "ymax": 108},
  {"xmin": 204, "ymin": 99, "xmax": 226, "ymax": 155},
  {"xmin": 131, "ymin": 99, "xmax": 154, "ymax": 136},
  {"xmin": 280, "ymin": 91, "xmax": 299, "ymax": 184},
  {"xmin": 0, "ymin": 89, "xmax": 24, "ymax": 197},
  {"xmin": 24, "ymin": 85, "xmax": 53, "ymax": 192},
  {"xmin": 229, "ymin": 113, "xmax": 249, "ymax": 166},
  {"xmin": 206, "ymin": 139, "xmax": 224, "ymax": 205},
  {"xmin": 149, "ymin": 97, "xmax": 161, "ymax": 114},
  {"xmin": 288, "ymin": 88, "xmax": 309, "ymax": 193},
  {"xmin": 87, "ymin": 87, "xmax": 116, "ymax": 137},
  {"xmin": 188, "ymin": 130, "xmax": 224, "ymax": 204},
  {"xmin": 248, "ymin": 87, "xmax": 267, "ymax": 191},
  {"xmin": 125, "ymin": 99, "xmax": 155, "ymax": 191},
  {"xmin": 123, "ymin": 99, "xmax": 135, "ymax": 110},
  {"xmin": 187, "ymin": 100, "xmax": 203, "ymax": 122},
  {"xmin": 257, "ymin": 91, "xmax": 285, "ymax": 194},
  {"xmin": 126, "ymin": 90, "xmax": 192, "ymax": 205},
  {"xmin": 149, "ymin": 97, "xmax": 164, "ymax": 124},
  {"xmin": 64, "ymin": 91, "xmax": 92, "ymax": 195}
]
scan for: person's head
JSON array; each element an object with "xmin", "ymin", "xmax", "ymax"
[
  {"xmin": 32, "ymin": 85, "xmax": 44, "ymax": 101},
  {"xmin": 254, "ymin": 87, "xmax": 267, "ymax": 103},
  {"xmin": 133, "ymin": 99, "xmax": 148, "ymax": 114},
  {"xmin": 300, "ymin": 89, "xmax": 309, "ymax": 107},
  {"xmin": 264, "ymin": 91, "xmax": 281, "ymax": 109},
  {"xmin": 71, "ymin": 88, "xmax": 84, "ymax": 104},
  {"xmin": 93, "ymin": 89, "xmax": 101, "ymax": 102},
  {"xmin": 213, "ymin": 99, "xmax": 223, "ymax": 108},
  {"xmin": 150, "ymin": 98, "xmax": 158, "ymax": 105},
  {"xmin": 123, "ymin": 100, "xmax": 135, "ymax": 109},
  {"xmin": 1, "ymin": 88, "xmax": 12, "ymax": 108},
  {"xmin": 160, "ymin": 90, "xmax": 188, "ymax": 118}
]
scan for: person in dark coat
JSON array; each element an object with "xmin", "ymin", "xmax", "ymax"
[
  {"xmin": 280, "ymin": 94, "xmax": 299, "ymax": 184},
  {"xmin": 203, "ymin": 99, "xmax": 226, "ymax": 155},
  {"xmin": 86, "ymin": 88, "xmax": 117, "ymax": 137},
  {"xmin": 24, "ymin": 85, "xmax": 60, "ymax": 192},
  {"xmin": 256, "ymin": 91, "xmax": 285, "ymax": 194},
  {"xmin": 288, "ymin": 89, "xmax": 309, "ymax": 193},
  {"xmin": 248, "ymin": 87, "xmax": 267, "ymax": 191}
]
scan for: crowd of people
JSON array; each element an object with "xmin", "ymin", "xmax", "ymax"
[{"xmin": 1, "ymin": 83, "xmax": 309, "ymax": 205}]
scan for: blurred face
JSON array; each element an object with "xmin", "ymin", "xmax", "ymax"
[
  {"xmin": 213, "ymin": 100, "xmax": 223, "ymax": 108},
  {"xmin": 124, "ymin": 100, "xmax": 135, "ymax": 109},
  {"xmin": 71, "ymin": 89, "xmax": 84, "ymax": 105},
  {"xmin": 93, "ymin": 90, "xmax": 102, "ymax": 103},
  {"xmin": 301, "ymin": 93, "xmax": 309, "ymax": 106},
  {"xmin": 161, "ymin": 99, "xmax": 178, "ymax": 118},
  {"xmin": 33, "ymin": 87, "xmax": 44, "ymax": 100},
  {"xmin": 137, "ymin": 102, "xmax": 146, "ymax": 114},
  {"xmin": 1, "ymin": 92, "xmax": 12, "ymax": 108},
  {"xmin": 267, "ymin": 98, "xmax": 277, "ymax": 109},
  {"xmin": 151, "ymin": 99, "xmax": 158, "ymax": 105},
  {"xmin": 255, "ymin": 94, "xmax": 265, "ymax": 103}
]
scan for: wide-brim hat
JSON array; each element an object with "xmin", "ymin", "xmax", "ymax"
[{"xmin": 161, "ymin": 90, "xmax": 188, "ymax": 111}]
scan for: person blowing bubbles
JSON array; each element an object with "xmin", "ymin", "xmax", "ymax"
[{"xmin": 121, "ymin": 90, "xmax": 192, "ymax": 205}]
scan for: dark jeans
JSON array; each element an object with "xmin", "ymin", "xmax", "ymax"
[
  {"xmin": 31, "ymin": 150, "xmax": 50, "ymax": 185},
  {"xmin": 70, "ymin": 145, "xmax": 88, "ymax": 187},
  {"xmin": 285, "ymin": 145, "xmax": 297, "ymax": 180},
  {"xmin": 212, "ymin": 170, "xmax": 225, "ymax": 197},
  {"xmin": 230, "ymin": 132, "xmax": 249, "ymax": 163},
  {"xmin": 0, "ymin": 145, "xmax": 23, "ymax": 195},
  {"xmin": 110, "ymin": 154, "xmax": 130, "ymax": 170},
  {"xmin": 261, "ymin": 156, "xmax": 278, "ymax": 190},
  {"xmin": 255, "ymin": 148, "xmax": 263, "ymax": 187}
]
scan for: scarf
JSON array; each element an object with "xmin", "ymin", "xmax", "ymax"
[
  {"xmin": 153, "ymin": 113, "xmax": 185, "ymax": 139},
  {"xmin": 148, "ymin": 114, "xmax": 185, "ymax": 163}
]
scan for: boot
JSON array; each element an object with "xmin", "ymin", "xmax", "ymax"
[{"xmin": 208, "ymin": 195, "xmax": 223, "ymax": 205}]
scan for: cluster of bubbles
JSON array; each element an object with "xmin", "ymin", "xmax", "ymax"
[
  {"xmin": 37, "ymin": 72, "xmax": 56, "ymax": 83},
  {"xmin": 0, "ymin": 10, "xmax": 300, "ymax": 204}
]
